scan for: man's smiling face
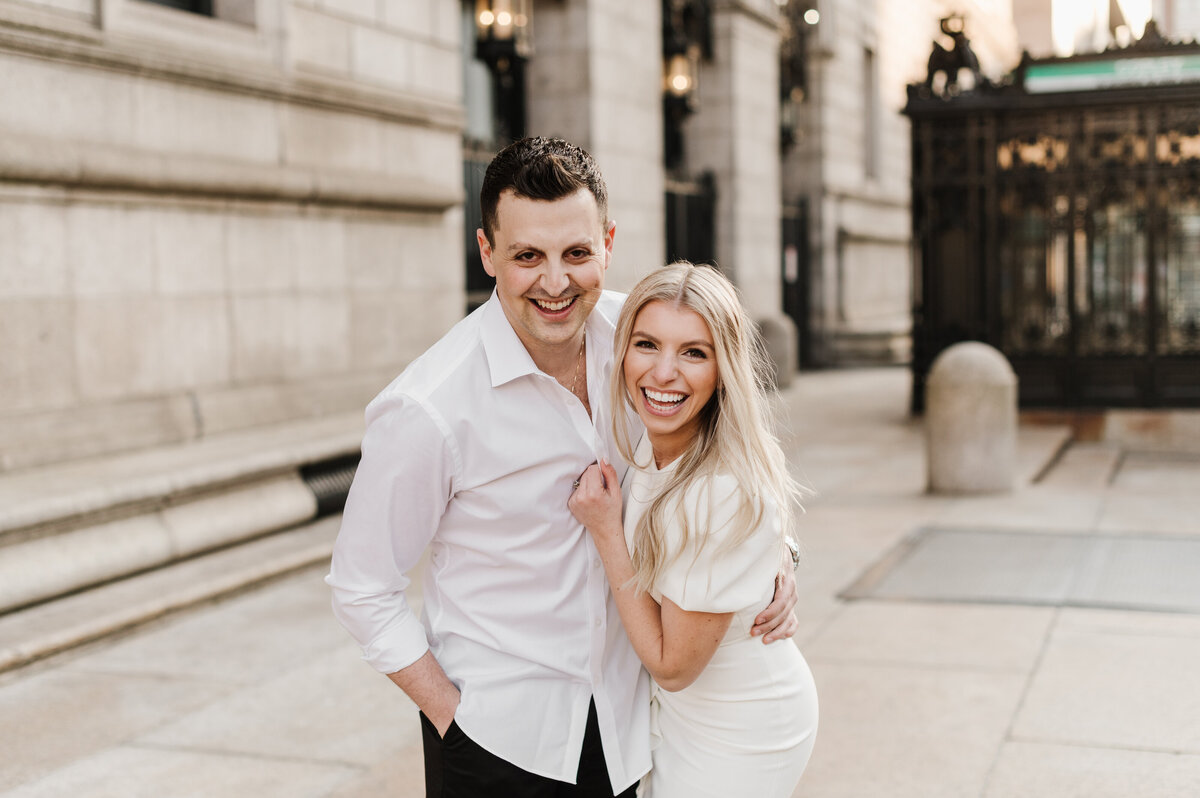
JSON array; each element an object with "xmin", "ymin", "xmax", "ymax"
[{"xmin": 478, "ymin": 188, "xmax": 615, "ymax": 365}]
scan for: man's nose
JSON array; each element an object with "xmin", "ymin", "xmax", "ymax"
[{"xmin": 540, "ymin": 259, "xmax": 570, "ymax": 296}]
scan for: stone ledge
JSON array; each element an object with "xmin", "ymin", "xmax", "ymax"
[
  {"xmin": 0, "ymin": 411, "xmax": 363, "ymax": 537},
  {"xmin": 0, "ymin": 17, "xmax": 464, "ymax": 131},
  {"xmin": 0, "ymin": 131, "xmax": 463, "ymax": 211},
  {"xmin": 0, "ymin": 473, "xmax": 318, "ymax": 613},
  {"xmin": 0, "ymin": 516, "xmax": 338, "ymax": 673}
]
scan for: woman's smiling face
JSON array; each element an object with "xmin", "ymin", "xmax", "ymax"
[{"xmin": 623, "ymin": 300, "xmax": 719, "ymax": 466}]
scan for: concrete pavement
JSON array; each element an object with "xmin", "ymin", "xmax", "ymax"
[{"xmin": 3, "ymin": 367, "xmax": 1200, "ymax": 797}]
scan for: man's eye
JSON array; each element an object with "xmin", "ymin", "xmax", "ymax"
[{"xmin": 568, "ymin": 249, "xmax": 591, "ymax": 259}]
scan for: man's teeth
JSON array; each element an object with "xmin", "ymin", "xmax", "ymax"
[
  {"xmin": 534, "ymin": 298, "xmax": 574, "ymax": 312},
  {"xmin": 645, "ymin": 389, "xmax": 685, "ymax": 405}
]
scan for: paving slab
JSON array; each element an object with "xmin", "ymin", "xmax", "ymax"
[
  {"xmin": 324, "ymin": 742, "xmax": 425, "ymax": 798},
  {"xmin": 0, "ymin": 667, "xmax": 232, "ymax": 792},
  {"xmin": 71, "ymin": 567, "xmax": 346, "ymax": 684},
  {"xmin": 137, "ymin": 645, "xmax": 420, "ymax": 770},
  {"xmin": 797, "ymin": 660, "xmax": 1027, "ymax": 798},
  {"xmin": 1110, "ymin": 452, "xmax": 1200, "ymax": 493},
  {"xmin": 1054, "ymin": 606, "xmax": 1200, "ymax": 638},
  {"xmin": 1095, "ymin": 492, "xmax": 1200, "ymax": 536},
  {"xmin": 805, "ymin": 600, "xmax": 1055, "ymax": 673},
  {"xmin": 984, "ymin": 741, "xmax": 1200, "ymax": 798},
  {"xmin": 4, "ymin": 746, "xmax": 359, "ymax": 798},
  {"xmin": 1011, "ymin": 613, "xmax": 1200, "ymax": 753},
  {"xmin": 1035, "ymin": 442, "xmax": 1121, "ymax": 489},
  {"xmin": 932, "ymin": 487, "xmax": 1106, "ymax": 532}
]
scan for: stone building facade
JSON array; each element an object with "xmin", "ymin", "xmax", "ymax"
[
  {"xmin": 781, "ymin": 0, "xmax": 1018, "ymax": 365},
  {"xmin": 0, "ymin": 0, "xmax": 801, "ymax": 472},
  {"xmin": 0, "ymin": 0, "xmax": 465, "ymax": 471}
]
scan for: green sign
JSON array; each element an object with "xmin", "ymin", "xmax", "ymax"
[{"xmin": 1026, "ymin": 54, "xmax": 1200, "ymax": 93}]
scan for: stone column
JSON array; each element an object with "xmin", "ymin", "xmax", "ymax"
[
  {"xmin": 527, "ymin": 0, "xmax": 665, "ymax": 292},
  {"xmin": 689, "ymin": 0, "xmax": 795, "ymax": 382}
]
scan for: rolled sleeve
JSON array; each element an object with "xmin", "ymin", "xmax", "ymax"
[{"xmin": 326, "ymin": 395, "xmax": 456, "ymax": 673}]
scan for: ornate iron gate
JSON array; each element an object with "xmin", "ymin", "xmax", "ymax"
[{"xmin": 908, "ymin": 32, "xmax": 1200, "ymax": 410}]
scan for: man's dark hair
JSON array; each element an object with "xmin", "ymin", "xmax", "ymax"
[{"xmin": 479, "ymin": 137, "xmax": 609, "ymax": 246}]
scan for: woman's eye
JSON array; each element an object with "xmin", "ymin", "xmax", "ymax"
[
  {"xmin": 685, "ymin": 349, "xmax": 707, "ymax": 359},
  {"xmin": 634, "ymin": 340, "xmax": 655, "ymax": 350}
]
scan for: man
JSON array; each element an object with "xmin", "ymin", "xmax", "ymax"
[{"xmin": 327, "ymin": 137, "xmax": 797, "ymax": 797}]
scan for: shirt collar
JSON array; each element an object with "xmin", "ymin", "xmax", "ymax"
[
  {"xmin": 480, "ymin": 290, "xmax": 620, "ymax": 389},
  {"xmin": 481, "ymin": 292, "xmax": 541, "ymax": 388}
]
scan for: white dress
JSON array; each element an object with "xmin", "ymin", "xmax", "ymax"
[{"xmin": 624, "ymin": 436, "xmax": 818, "ymax": 798}]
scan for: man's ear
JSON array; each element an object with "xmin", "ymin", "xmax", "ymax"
[
  {"xmin": 602, "ymin": 220, "xmax": 616, "ymax": 270},
  {"xmin": 477, "ymin": 229, "xmax": 496, "ymax": 277}
]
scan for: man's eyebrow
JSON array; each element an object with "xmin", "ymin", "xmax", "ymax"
[
  {"xmin": 504, "ymin": 241, "xmax": 543, "ymax": 255},
  {"xmin": 506, "ymin": 238, "xmax": 597, "ymax": 255}
]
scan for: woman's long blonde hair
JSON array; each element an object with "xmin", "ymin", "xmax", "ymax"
[{"xmin": 611, "ymin": 262, "xmax": 805, "ymax": 594}]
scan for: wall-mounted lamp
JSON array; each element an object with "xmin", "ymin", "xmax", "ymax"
[
  {"xmin": 778, "ymin": 0, "xmax": 813, "ymax": 153},
  {"xmin": 475, "ymin": 0, "xmax": 532, "ymax": 64},
  {"xmin": 475, "ymin": 0, "xmax": 532, "ymax": 143},
  {"xmin": 663, "ymin": 0, "xmax": 709, "ymax": 171},
  {"xmin": 665, "ymin": 53, "xmax": 696, "ymax": 97}
]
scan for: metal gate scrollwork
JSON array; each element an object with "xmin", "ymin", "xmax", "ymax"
[{"xmin": 907, "ymin": 22, "xmax": 1200, "ymax": 409}]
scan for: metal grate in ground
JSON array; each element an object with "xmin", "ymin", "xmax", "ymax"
[{"xmin": 843, "ymin": 527, "xmax": 1200, "ymax": 614}]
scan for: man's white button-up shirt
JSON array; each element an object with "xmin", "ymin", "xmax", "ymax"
[{"xmin": 326, "ymin": 290, "xmax": 650, "ymax": 791}]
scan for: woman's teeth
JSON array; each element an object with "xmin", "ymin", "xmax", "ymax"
[{"xmin": 644, "ymin": 389, "xmax": 685, "ymax": 408}]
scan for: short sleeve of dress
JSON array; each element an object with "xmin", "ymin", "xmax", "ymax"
[{"xmin": 654, "ymin": 474, "xmax": 782, "ymax": 614}]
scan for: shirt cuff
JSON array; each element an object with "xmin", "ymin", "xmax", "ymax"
[{"xmin": 360, "ymin": 612, "xmax": 431, "ymax": 674}]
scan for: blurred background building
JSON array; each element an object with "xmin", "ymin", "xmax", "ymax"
[
  {"xmin": 3, "ymin": 0, "xmax": 1197, "ymax": 476},
  {"xmin": 0, "ymin": 0, "xmax": 1022, "ymax": 475}
]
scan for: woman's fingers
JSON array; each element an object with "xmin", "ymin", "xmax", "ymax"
[{"xmin": 599, "ymin": 460, "xmax": 619, "ymax": 492}]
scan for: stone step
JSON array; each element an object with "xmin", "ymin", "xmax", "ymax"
[
  {"xmin": 0, "ymin": 413, "xmax": 362, "ymax": 615},
  {"xmin": 0, "ymin": 516, "xmax": 340, "ymax": 673}
]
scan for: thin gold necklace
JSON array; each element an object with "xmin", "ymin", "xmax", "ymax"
[{"xmin": 569, "ymin": 332, "xmax": 586, "ymax": 397}]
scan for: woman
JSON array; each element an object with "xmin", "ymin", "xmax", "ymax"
[{"xmin": 569, "ymin": 262, "xmax": 817, "ymax": 798}]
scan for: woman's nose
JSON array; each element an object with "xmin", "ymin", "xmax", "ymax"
[{"xmin": 652, "ymin": 354, "xmax": 678, "ymax": 382}]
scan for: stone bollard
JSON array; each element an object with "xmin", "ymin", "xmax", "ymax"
[
  {"xmin": 925, "ymin": 342, "xmax": 1017, "ymax": 493},
  {"xmin": 757, "ymin": 314, "xmax": 798, "ymax": 390}
]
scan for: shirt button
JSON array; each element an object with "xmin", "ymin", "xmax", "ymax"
[
  {"xmin": 593, "ymin": 559, "xmax": 602, "ymax": 570},
  {"xmin": 593, "ymin": 617, "xmax": 602, "ymax": 627}
]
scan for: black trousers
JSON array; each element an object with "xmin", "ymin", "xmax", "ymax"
[{"xmin": 420, "ymin": 701, "xmax": 638, "ymax": 798}]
